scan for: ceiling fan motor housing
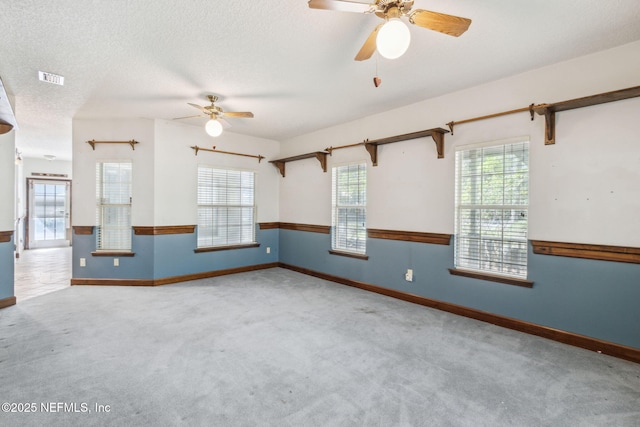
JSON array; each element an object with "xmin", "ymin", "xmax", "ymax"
[
  {"xmin": 374, "ymin": 0, "xmax": 413, "ymax": 18},
  {"xmin": 206, "ymin": 105, "xmax": 223, "ymax": 116}
]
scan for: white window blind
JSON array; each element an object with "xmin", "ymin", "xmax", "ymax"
[
  {"xmin": 96, "ymin": 162, "xmax": 132, "ymax": 251},
  {"xmin": 332, "ymin": 163, "xmax": 366, "ymax": 254},
  {"xmin": 197, "ymin": 166, "xmax": 255, "ymax": 248},
  {"xmin": 454, "ymin": 140, "xmax": 529, "ymax": 278}
]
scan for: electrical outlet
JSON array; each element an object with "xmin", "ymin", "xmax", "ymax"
[
  {"xmin": 405, "ymin": 269, "xmax": 413, "ymax": 282},
  {"xmin": 114, "ymin": 258, "xmax": 119, "ymax": 267},
  {"xmin": 80, "ymin": 258, "xmax": 86, "ymax": 267},
  {"xmin": 266, "ymin": 247, "xmax": 271, "ymax": 254}
]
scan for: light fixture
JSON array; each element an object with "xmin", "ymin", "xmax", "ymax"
[
  {"xmin": 376, "ymin": 18, "xmax": 411, "ymax": 59},
  {"xmin": 205, "ymin": 118, "xmax": 223, "ymax": 137},
  {"xmin": 15, "ymin": 148, "xmax": 22, "ymax": 165},
  {"xmin": 44, "ymin": 154, "xmax": 56, "ymax": 161}
]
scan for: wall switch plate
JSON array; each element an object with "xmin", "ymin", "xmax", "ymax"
[
  {"xmin": 266, "ymin": 247, "xmax": 271, "ymax": 254},
  {"xmin": 80, "ymin": 258, "xmax": 86, "ymax": 267},
  {"xmin": 114, "ymin": 258, "xmax": 119, "ymax": 267},
  {"xmin": 405, "ymin": 269, "xmax": 413, "ymax": 282}
]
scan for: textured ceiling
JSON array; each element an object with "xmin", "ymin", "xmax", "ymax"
[{"xmin": 1, "ymin": 0, "xmax": 640, "ymax": 160}]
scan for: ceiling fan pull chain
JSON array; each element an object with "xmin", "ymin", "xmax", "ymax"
[{"xmin": 373, "ymin": 52, "xmax": 382, "ymax": 87}]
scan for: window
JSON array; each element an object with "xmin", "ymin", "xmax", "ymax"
[
  {"xmin": 454, "ymin": 139, "xmax": 529, "ymax": 278},
  {"xmin": 332, "ymin": 163, "xmax": 367, "ymax": 254},
  {"xmin": 96, "ymin": 162, "xmax": 132, "ymax": 251},
  {"xmin": 197, "ymin": 166, "xmax": 255, "ymax": 248}
]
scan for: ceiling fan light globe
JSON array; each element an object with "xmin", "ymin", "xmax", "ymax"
[
  {"xmin": 205, "ymin": 118, "xmax": 223, "ymax": 137},
  {"xmin": 376, "ymin": 18, "xmax": 411, "ymax": 59}
]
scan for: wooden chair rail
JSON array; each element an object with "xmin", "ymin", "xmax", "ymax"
[{"xmin": 531, "ymin": 240, "xmax": 640, "ymax": 264}]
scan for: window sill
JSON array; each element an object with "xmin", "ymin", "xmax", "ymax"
[
  {"xmin": 448, "ymin": 268, "xmax": 533, "ymax": 288},
  {"xmin": 328, "ymin": 250, "xmax": 369, "ymax": 260},
  {"xmin": 91, "ymin": 251, "xmax": 135, "ymax": 257},
  {"xmin": 194, "ymin": 243, "xmax": 260, "ymax": 253}
]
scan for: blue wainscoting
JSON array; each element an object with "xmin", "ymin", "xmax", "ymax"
[
  {"xmin": 72, "ymin": 231, "xmax": 153, "ymax": 280},
  {"xmin": 70, "ymin": 224, "xmax": 640, "ymax": 349},
  {"xmin": 0, "ymin": 237, "xmax": 15, "ymax": 300},
  {"xmin": 153, "ymin": 227, "xmax": 279, "ymax": 279},
  {"xmin": 279, "ymin": 228, "xmax": 640, "ymax": 350},
  {"xmin": 72, "ymin": 226, "xmax": 279, "ymax": 282}
]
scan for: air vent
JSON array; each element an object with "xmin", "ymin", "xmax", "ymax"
[{"xmin": 38, "ymin": 71, "xmax": 65, "ymax": 86}]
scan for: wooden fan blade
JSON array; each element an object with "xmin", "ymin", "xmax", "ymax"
[
  {"xmin": 224, "ymin": 112, "xmax": 254, "ymax": 118},
  {"xmin": 187, "ymin": 102, "xmax": 208, "ymax": 112},
  {"xmin": 172, "ymin": 114, "xmax": 205, "ymax": 120},
  {"xmin": 308, "ymin": 0, "xmax": 372, "ymax": 13},
  {"xmin": 408, "ymin": 9, "xmax": 471, "ymax": 37},
  {"xmin": 355, "ymin": 24, "xmax": 382, "ymax": 61}
]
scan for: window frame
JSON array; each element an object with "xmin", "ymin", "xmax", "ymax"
[
  {"xmin": 331, "ymin": 162, "xmax": 367, "ymax": 257},
  {"xmin": 95, "ymin": 161, "xmax": 133, "ymax": 252},
  {"xmin": 196, "ymin": 165, "xmax": 257, "ymax": 250},
  {"xmin": 453, "ymin": 137, "xmax": 530, "ymax": 281}
]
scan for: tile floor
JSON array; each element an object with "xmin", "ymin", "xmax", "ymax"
[{"xmin": 14, "ymin": 247, "xmax": 71, "ymax": 301}]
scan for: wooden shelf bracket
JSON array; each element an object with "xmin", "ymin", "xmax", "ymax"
[
  {"xmin": 190, "ymin": 145, "xmax": 265, "ymax": 162},
  {"xmin": 363, "ymin": 142, "xmax": 378, "ymax": 166},
  {"xmin": 269, "ymin": 151, "xmax": 329, "ymax": 177},
  {"xmin": 272, "ymin": 161, "xmax": 286, "ymax": 177},
  {"xmin": 87, "ymin": 139, "xmax": 139, "ymax": 150}
]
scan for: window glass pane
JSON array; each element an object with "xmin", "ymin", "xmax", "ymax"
[
  {"xmin": 332, "ymin": 163, "xmax": 366, "ymax": 254},
  {"xmin": 503, "ymin": 172, "xmax": 528, "ymax": 205},
  {"xmin": 197, "ymin": 167, "xmax": 256, "ymax": 247},
  {"xmin": 455, "ymin": 141, "xmax": 528, "ymax": 278},
  {"xmin": 96, "ymin": 162, "xmax": 132, "ymax": 250}
]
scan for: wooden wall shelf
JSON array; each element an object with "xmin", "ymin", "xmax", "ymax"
[
  {"xmin": 364, "ymin": 127, "xmax": 449, "ymax": 165},
  {"xmin": 190, "ymin": 145, "xmax": 265, "ymax": 162},
  {"xmin": 87, "ymin": 139, "xmax": 139, "ymax": 150},
  {"xmin": 325, "ymin": 127, "xmax": 450, "ymax": 166},
  {"xmin": 270, "ymin": 151, "xmax": 328, "ymax": 177},
  {"xmin": 533, "ymin": 85, "xmax": 640, "ymax": 145}
]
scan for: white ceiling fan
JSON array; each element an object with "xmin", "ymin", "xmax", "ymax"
[
  {"xmin": 309, "ymin": 0, "xmax": 472, "ymax": 60},
  {"xmin": 173, "ymin": 95, "xmax": 254, "ymax": 137}
]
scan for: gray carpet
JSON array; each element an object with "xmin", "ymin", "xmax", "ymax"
[{"xmin": 1, "ymin": 268, "xmax": 639, "ymax": 426}]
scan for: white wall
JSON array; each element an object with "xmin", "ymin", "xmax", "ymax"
[
  {"xmin": 72, "ymin": 118, "xmax": 155, "ymax": 226},
  {"xmin": 72, "ymin": 118, "xmax": 280, "ymax": 227},
  {"xmin": 154, "ymin": 120, "xmax": 280, "ymax": 225},
  {"xmin": 280, "ymin": 40, "xmax": 640, "ymax": 246},
  {"xmin": 22, "ymin": 157, "xmax": 72, "ymax": 178}
]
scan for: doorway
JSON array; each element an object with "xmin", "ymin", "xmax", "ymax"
[
  {"xmin": 15, "ymin": 178, "xmax": 72, "ymax": 301},
  {"xmin": 25, "ymin": 178, "xmax": 71, "ymax": 249}
]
